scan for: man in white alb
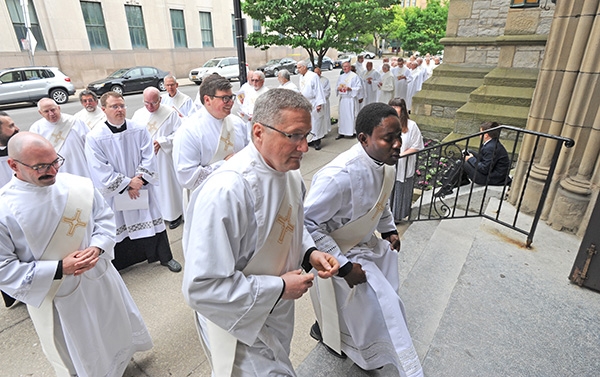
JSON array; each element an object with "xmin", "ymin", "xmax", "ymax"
[
  {"xmin": 182, "ymin": 88, "xmax": 339, "ymax": 377},
  {"xmin": 85, "ymin": 92, "xmax": 181, "ymax": 273},
  {"xmin": 73, "ymin": 90, "xmax": 106, "ymax": 130},
  {"xmin": 335, "ymin": 62, "xmax": 362, "ymax": 139},
  {"xmin": 315, "ymin": 68, "xmax": 332, "ymax": 133},
  {"xmin": 297, "ymin": 60, "xmax": 326, "ymax": 150},
  {"xmin": 239, "ymin": 71, "xmax": 269, "ymax": 126},
  {"xmin": 362, "ymin": 61, "xmax": 381, "ymax": 106},
  {"xmin": 304, "ymin": 103, "xmax": 423, "ymax": 376},
  {"xmin": 277, "ymin": 69, "xmax": 299, "ymax": 92},
  {"xmin": 394, "ymin": 58, "xmax": 413, "ymax": 102},
  {"xmin": 173, "ymin": 74, "xmax": 248, "ymax": 193},
  {"xmin": 0, "ymin": 132, "xmax": 152, "ymax": 377},
  {"xmin": 30, "ymin": 98, "xmax": 90, "ymax": 178},
  {"xmin": 132, "ymin": 87, "xmax": 184, "ymax": 229},
  {"xmin": 378, "ymin": 63, "xmax": 395, "ymax": 105},
  {"xmin": 161, "ymin": 75, "xmax": 196, "ymax": 117},
  {"xmin": 0, "ymin": 111, "xmax": 19, "ymax": 186}
]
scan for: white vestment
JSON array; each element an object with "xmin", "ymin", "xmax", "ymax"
[
  {"xmin": 74, "ymin": 107, "xmax": 106, "ymax": 130},
  {"xmin": 172, "ymin": 106, "xmax": 249, "ymax": 191},
  {"xmin": 397, "ymin": 120, "xmax": 424, "ymax": 182},
  {"xmin": 378, "ymin": 71, "xmax": 395, "ymax": 105},
  {"xmin": 304, "ymin": 143, "xmax": 423, "ymax": 376},
  {"xmin": 132, "ymin": 105, "xmax": 183, "ymax": 221},
  {"xmin": 280, "ymin": 81, "xmax": 300, "ymax": 92},
  {"xmin": 182, "ymin": 142, "xmax": 316, "ymax": 377},
  {"xmin": 362, "ymin": 69, "xmax": 381, "ymax": 106},
  {"xmin": 394, "ymin": 66, "xmax": 413, "ymax": 102},
  {"xmin": 406, "ymin": 69, "xmax": 420, "ymax": 111},
  {"xmin": 320, "ymin": 76, "xmax": 332, "ymax": 132},
  {"xmin": 240, "ymin": 85, "xmax": 269, "ymax": 123},
  {"xmin": 30, "ymin": 114, "xmax": 90, "ymax": 178},
  {"xmin": 85, "ymin": 120, "xmax": 165, "ymax": 242},
  {"xmin": 161, "ymin": 90, "xmax": 196, "ymax": 118},
  {"xmin": 299, "ymin": 70, "xmax": 327, "ymax": 139},
  {"xmin": 336, "ymin": 71, "xmax": 362, "ymax": 136},
  {"xmin": 0, "ymin": 173, "xmax": 152, "ymax": 377},
  {"xmin": 0, "ymin": 148, "xmax": 13, "ymax": 187}
]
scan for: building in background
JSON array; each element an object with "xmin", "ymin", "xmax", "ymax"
[{"xmin": 0, "ymin": 0, "xmax": 303, "ymax": 87}]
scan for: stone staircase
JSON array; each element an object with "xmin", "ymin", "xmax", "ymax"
[
  {"xmin": 411, "ymin": 64, "xmax": 492, "ymax": 140},
  {"xmin": 295, "ymin": 195, "xmax": 600, "ymax": 377}
]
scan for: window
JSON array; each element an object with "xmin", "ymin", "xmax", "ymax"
[
  {"xmin": 510, "ymin": 0, "xmax": 540, "ymax": 7},
  {"xmin": 252, "ymin": 19, "xmax": 261, "ymax": 33},
  {"xmin": 6, "ymin": 0, "xmax": 46, "ymax": 51},
  {"xmin": 232, "ymin": 14, "xmax": 237, "ymax": 48},
  {"xmin": 80, "ymin": 1, "xmax": 109, "ymax": 49},
  {"xmin": 199, "ymin": 12, "xmax": 214, "ymax": 47},
  {"xmin": 170, "ymin": 9, "xmax": 187, "ymax": 48},
  {"xmin": 125, "ymin": 5, "xmax": 148, "ymax": 49}
]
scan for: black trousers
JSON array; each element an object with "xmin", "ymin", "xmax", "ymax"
[{"xmin": 112, "ymin": 230, "xmax": 172, "ymax": 271}]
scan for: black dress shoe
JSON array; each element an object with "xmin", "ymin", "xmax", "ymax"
[
  {"xmin": 314, "ymin": 139, "xmax": 322, "ymax": 150},
  {"xmin": 161, "ymin": 259, "xmax": 182, "ymax": 272},
  {"xmin": 309, "ymin": 322, "xmax": 347, "ymax": 359},
  {"xmin": 168, "ymin": 215, "xmax": 183, "ymax": 229},
  {"xmin": 335, "ymin": 134, "xmax": 344, "ymax": 140}
]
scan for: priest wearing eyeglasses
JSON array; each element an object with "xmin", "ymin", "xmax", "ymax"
[
  {"xmin": 0, "ymin": 132, "xmax": 152, "ymax": 376},
  {"xmin": 173, "ymin": 74, "xmax": 249, "ymax": 193}
]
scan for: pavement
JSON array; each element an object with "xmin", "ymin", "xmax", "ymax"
[{"xmin": 2, "ymin": 103, "xmax": 599, "ymax": 376}]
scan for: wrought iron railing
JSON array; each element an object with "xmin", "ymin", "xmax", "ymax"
[{"xmin": 394, "ymin": 125, "xmax": 574, "ymax": 247}]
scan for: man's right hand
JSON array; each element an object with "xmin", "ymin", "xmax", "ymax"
[
  {"xmin": 343, "ymin": 263, "xmax": 367, "ymax": 288},
  {"xmin": 281, "ymin": 269, "xmax": 314, "ymax": 300}
]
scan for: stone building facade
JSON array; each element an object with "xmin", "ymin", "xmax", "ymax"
[{"xmin": 0, "ymin": 0, "xmax": 304, "ymax": 88}]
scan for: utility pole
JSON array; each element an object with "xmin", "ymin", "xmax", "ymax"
[{"xmin": 233, "ymin": 0, "xmax": 248, "ymax": 85}]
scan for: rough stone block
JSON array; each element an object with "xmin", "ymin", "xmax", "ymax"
[
  {"xmin": 480, "ymin": 9, "xmax": 500, "ymax": 20},
  {"xmin": 443, "ymin": 46, "xmax": 467, "ymax": 64},
  {"xmin": 449, "ymin": 0, "xmax": 473, "ymax": 19},
  {"xmin": 548, "ymin": 186, "xmax": 591, "ymax": 233},
  {"xmin": 537, "ymin": 18, "xmax": 553, "ymax": 35},
  {"xmin": 466, "ymin": 48, "xmax": 487, "ymax": 64},
  {"xmin": 513, "ymin": 49, "xmax": 542, "ymax": 68},
  {"xmin": 443, "ymin": 107, "xmax": 458, "ymax": 118},
  {"xmin": 432, "ymin": 106, "xmax": 444, "ymax": 117},
  {"xmin": 472, "ymin": 0, "xmax": 491, "ymax": 11},
  {"xmin": 506, "ymin": 9, "xmax": 540, "ymax": 35},
  {"xmin": 498, "ymin": 46, "xmax": 516, "ymax": 68}
]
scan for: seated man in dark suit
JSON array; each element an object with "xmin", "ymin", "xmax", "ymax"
[{"xmin": 437, "ymin": 121, "xmax": 512, "ymax": 196}]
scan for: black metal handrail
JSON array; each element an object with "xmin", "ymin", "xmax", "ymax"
[{"xmin": 394, "ymin": 125, "xmax": 574, "ymax": 247}]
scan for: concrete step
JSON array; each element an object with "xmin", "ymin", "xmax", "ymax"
[
  {"xmin": 430, "ymin": 64, "xmax": 493, "ymax": 79},
  {"xmin": 469, "ymin": 85, "xmax": 535, "ymax": 107},
  {"xmin": 421, "ymin": 76, "xmax": 483, "ymax": 93},
  {"xmin": 412, "ymin": 89, "xmax": 470, "ymax": 109},
  {"xmin": 455, "ymin": 102, "xmax": 530, "ymax": 131},
  {"xmin": 482, "ymin": 67, "xmax": 539, "ymax": 88}
]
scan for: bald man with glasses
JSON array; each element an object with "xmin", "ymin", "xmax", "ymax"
[{"xmin": 173, "ymin": 74, "xmax": 249, "ymax": 193}]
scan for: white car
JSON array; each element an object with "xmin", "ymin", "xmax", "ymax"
[
  {"xmin": 0, "ymin": 66, "xmax": 76, "ymax": 105},
  {"xmin": 189, "ymin": 57, "xmax": 242, "ymax": 85}
]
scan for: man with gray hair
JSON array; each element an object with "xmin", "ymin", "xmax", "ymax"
[
  {"xmin": 161, "ymin": 74, "xmax": 197, "ymax": 117},
  {"xmin": 297, "ymin": 60, "xmax": 326, "ymax": 150},
  {"xmin": 277, "ymin": 69, "xmax": 299, "ymax": 92},
  {"xmin": 74, "ymin": 90, "xmax": 106, "ymax": 130},
  {"xmin": 30, "ymin": 98, "xmax": 90, "ymax": 178},
  {"xmin": 182, "ymin": 88, "xmax": 339, "ymax": 377}
]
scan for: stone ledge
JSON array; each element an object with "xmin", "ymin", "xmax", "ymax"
[{"xmin": 441, "ymin": 34, "xmax": 547, "ymax": 47}]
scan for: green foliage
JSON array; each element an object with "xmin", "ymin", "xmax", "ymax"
[
  {"xmin": 394, "ymin": 0, "xmax": 448, "ymax": 55},
  {"xmin": 243, "ymin": 0, "xmax": 394, "ymax": 67}
]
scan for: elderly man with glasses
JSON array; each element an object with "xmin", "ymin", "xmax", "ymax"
[
  {"xmin": 173, "ymin": 74, "xmax": 249, "ymax": 195},
  {"xmin": 0, "ymin": 131, "xmax": 153, "ymax": 376},
  {"xmin": 182, "ymin": 88, "xmax": 339, "ymax": 377}
]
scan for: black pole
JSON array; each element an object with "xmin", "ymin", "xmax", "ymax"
[{"xmin": 233, "ymin": 0, "xmax": 248, "ymax": 85}]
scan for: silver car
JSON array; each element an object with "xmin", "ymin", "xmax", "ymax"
[{"xmin": 0, "ymin": 66, "xmax": 76, "ymax": 105}]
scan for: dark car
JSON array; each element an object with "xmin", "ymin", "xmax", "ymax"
[
  {"xmin": 87, "ymin": 66, "xmax": 168, "ymax": 96},
  {"xmin": 295, "ymin": 57, "xmax": 334, "ymax": 73},
  {"xmin": 256, "ymin": 58, "xmax": 297, "ymax": 77},
  {"xmin": 334, "ymin": 53, "xmax": 356, "ymax": 68}
]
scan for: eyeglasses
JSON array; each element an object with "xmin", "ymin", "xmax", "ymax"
[
  {"xmin": 211, "ymin": 94, "xmax": 237, "ymax": 104},
  {"xmin": 260, "ymin": 123, "xmax": 314, "ymax": 143},
  {"xmin": 14, "ymin": 154, "xmax": 65, "ymax": 174},
  {"xmin": 108, "ymin": 104, "xmax": 127, "ymax": 110}
]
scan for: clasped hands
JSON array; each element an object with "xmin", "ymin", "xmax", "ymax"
[
  {"xmin": 280, "ymin": 250, "xmax": 339, "ymax": 300},
  {"xmin": 62, "ymin": 246, "xmax": 103, "ymax": 276}
]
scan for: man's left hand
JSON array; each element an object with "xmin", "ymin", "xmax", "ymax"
[
  {"xmin": 385, "ymin": 234, "xmax": 401, "ymax": 251},
  {"xmin": 309, "ymin": 251, "xmax": 339, "ymax": 279},
  {"xmin": 153, "ymin": 140, "xmax": 161, "ymax": 154}
]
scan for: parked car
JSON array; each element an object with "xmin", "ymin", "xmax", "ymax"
[
  {"xmin": 189, "ymin": 57, "xmax": 242, "ymax": 85},
  {"xmin": 87, "ymin": 66, "xmax": 168, "ymax": 96},
  {"xmin": 0, "ymin": 66, "xmax": 75, "ymax": 105},
  {"xmin": 334, "ymin": 53, "xmax": 357, "ymax": 68},
  {"xmin": 295, "ymin": 57, "xmax": 334, "ymax": 73},
  {"xmin": 256, "ymin": 58, "xmax": 297, "ymax": 77},
  {"xmin": 360, "ymin": 51, "xmax": 376, "ymax": 59}
]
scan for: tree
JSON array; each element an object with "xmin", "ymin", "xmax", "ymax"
[
  {"xmin": 243, "ymin": 0, "xmax": 395, "ymax": 68},
  {"xmin": 397, "ymin": 0, "xmax": 448, "ymax": 55}
]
